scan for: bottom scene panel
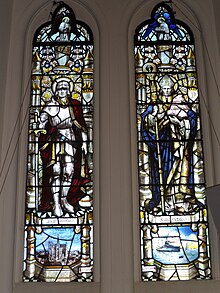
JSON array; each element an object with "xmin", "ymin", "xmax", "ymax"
[
  {"xmin": 23, "ymin": 214, "xmax": 93, "ymax": 282},
  {"xmin": 141, "ymin": 220, "xmax": 211, "ymax": 281}
]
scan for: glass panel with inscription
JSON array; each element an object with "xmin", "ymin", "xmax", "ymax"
[
  {"xmin": 23, "ymin": 3, "xmax": 94, "ymax": 282},
  {"xmin": 135, "ymin": 2, "xmax": 211, "ymax": 281}
]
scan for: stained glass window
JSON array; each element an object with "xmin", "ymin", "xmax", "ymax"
[
  {"xmin": 23, "ymin": 3, "xmax": 94, "ymax": 282},
  {"xmin": 134, "ymin": 2, "xmax": 211, "ymax": 281}
]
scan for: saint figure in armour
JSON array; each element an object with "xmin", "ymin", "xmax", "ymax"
[{"xmin": 37, "ymin": 77, "xmax": 89, "ymax": 217}]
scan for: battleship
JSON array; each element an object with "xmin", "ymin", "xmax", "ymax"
[{"xmin": 156, "ymin": 240, "xmax": 180, "ymax": 252}]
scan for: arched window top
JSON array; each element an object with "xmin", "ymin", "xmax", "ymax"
[
  {"xmin": 34, "ymin": 3, "xmax": 93, "ymax": 44},
  {"xmin": 134, "ymin": 1, "xmax": 211, "ymax": 281},
  {"xmin": 23, "ymin": 2, "xmax": 94, "ymax": 282},
  {"xmin": 134, "ymin": 2, "xmax": 194, "ymax": 44}
]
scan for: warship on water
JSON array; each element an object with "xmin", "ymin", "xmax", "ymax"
[{"xmin": 156, "ymin": 240, "xmax": 180, "ymax": 252}]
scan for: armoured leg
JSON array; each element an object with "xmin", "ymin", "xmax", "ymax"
[
  {"xmin": 51, "ymin": 161, "xmax": 63, "ymax": 217},
  {"xmin": 53, "ymin": 192, "xmax": 63, "ymax": 217},
  {"xmin": 61, "ymin": 155, "xmax": 75, "ymax": 213}
]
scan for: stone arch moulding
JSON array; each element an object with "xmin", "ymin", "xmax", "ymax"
[
  {"xmin": 13, "ymin": 0, "xmax": 100, "ymax": 291},
  {"xmin": 129, "ymin": 0, "xmax": 219, "ymax": 284}
]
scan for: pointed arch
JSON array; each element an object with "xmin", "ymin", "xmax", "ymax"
[
  {"xmin": 134, "ymin": 2, "xmax": 211, "ymax": 281},
  {"xmin": 23, "ymin": 2, "xmax": 94, "ymax": 282}
]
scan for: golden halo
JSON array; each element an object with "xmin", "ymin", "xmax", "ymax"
[{"xmin": 52, "ymin": 77, "xmax": 74, "ymax": 93}]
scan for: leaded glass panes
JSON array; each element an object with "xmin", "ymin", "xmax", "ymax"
[
  {"xmin": 23, "ymin": 3, "xmax": 94, "ymax": 282},
  {"xmin": 134, "ymin": 3, "xmax": 211, "ymax": 281}
]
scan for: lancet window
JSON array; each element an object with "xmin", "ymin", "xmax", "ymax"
[
  {"xmin": 23, "ymin": 3, "xmax": 94, "ymax": 282},
  {"xmin": 134, "ymin": 2, "xmax": 211, "ymax": 281}
]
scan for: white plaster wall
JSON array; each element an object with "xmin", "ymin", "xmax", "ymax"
[
  {"xmin": 0, "ymin": 0, "xmax": 13, "ymax": 156},
  {"xmin": 0, "ymin": 0, "xmax": 220, "ymax": 293}
]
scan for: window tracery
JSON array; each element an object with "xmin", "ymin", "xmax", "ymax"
[
  {"xmin": 134, "ymin": 2, "xmax": 211, "ymax": 281},
  {"xmin": 23, "ymin": 3, "xmax": 94, "ymax": 282}
]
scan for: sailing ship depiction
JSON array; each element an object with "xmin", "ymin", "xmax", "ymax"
[{"xmin": 156, "ymin": 239, "xmax": 180, "ymax": 252}]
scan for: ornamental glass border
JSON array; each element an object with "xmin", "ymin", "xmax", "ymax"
[
  {"xmin": 23, "ymin": 3, "xmax": 94, "ymax": 282},
  {"xmin": 134, "ymin": 2, "xmax": 211, "ymax": 281}
]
